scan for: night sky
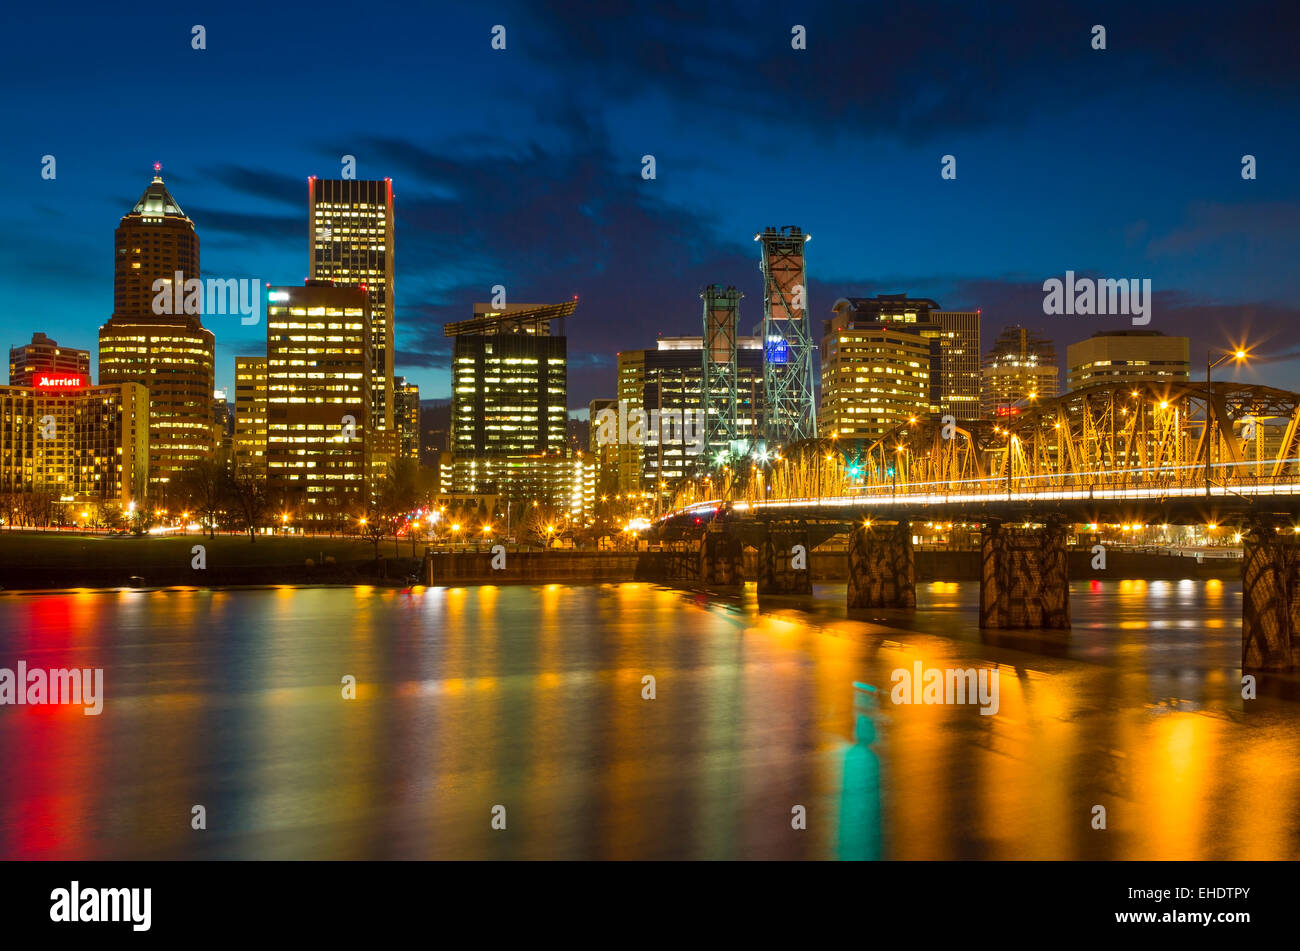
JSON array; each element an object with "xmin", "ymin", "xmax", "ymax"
[{"xmin": 4, "ymin": 1, "xmax": 1299, "ymax": 408}]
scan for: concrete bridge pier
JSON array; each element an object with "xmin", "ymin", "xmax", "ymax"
[
  {"xmin": 847, "ymin": 521, "xmax": 915, "ymax": 609},
  {"xmin": 699, "ymin": 528, "xmax": 744, "ymax": 586},
  {"xmin": 1242, "ymin": 523, "xmax": 1300, "ymax": 672},
  {"xmin": 979, "ymin": 519, "xmax": 1070, "ymax": 630},
  {"xmin": 757, "ymin": 523, "xmax": 812, "ymax": 596}
]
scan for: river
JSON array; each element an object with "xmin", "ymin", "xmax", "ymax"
[{"xmin": 0, "ymin": 579, "xmax": 1296, "ymax": 859}]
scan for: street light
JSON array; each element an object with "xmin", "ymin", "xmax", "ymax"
[{"xmin": 1206, "ymin": 346, "xmax": 1249, "ymax": 497}]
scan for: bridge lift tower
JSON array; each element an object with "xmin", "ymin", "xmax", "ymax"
[
  {"xmin": 700, "ymin": 284, "xmax": 743, "ymax": 469},
  {"xmin": 757, "ymin": 226, "xmax": 817, "ymax": 446}
]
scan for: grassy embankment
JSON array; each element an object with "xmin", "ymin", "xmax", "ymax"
[{"xmin": 0, "ymin": 531, "xmax": 419, "ymax": 590}]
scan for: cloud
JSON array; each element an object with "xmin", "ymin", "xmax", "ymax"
[
  {"xmin": 359, "ymin": 117, "xmax": 763, "ymax": 402},
  {"xmin": 184, "ymin": 206, "xmax": 302, "ymax": 241},
  {"xmin": 200, "ymin": 165, "xmax": 306, "ymax": 208},
  {"xmin": 514, "ymin": 0, "xmax": 1300, "ymax": 143},
  {"xmin": 1146, "ymin": 201, "xmax": 1300, "ymax": 257}
]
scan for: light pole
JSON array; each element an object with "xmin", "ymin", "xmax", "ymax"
[{"xmin": 1206, "ymin": 348, "xmax": 1247, "ymax": 497}]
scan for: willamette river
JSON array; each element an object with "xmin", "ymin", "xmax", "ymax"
[{"xmin": 0, "ymin": 579, "xmax": 1297, "ymax": 859}]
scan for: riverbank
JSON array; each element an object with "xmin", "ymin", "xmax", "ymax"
[
  {"xmin": 0, "ymin": 532, "xmax": 421, "ymax": 589},
  {"xmin": 0, "ymin": 532, "xmax": 1241, "ymax": 590}
]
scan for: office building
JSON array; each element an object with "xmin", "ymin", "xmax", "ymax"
[
  {"xmin": 98, "ymin": 171, "xmax": 216, "ymax": 490},
  {"xmin": 309, "ymin": 177, "xmax": 395, "ymax": 434},
  {"xmin": 0, "ymin": 377, "xmax": 148, "ymax": 510},
  {"xmin": 981, "ymin": 325, "xmax": 1059, "ymax": 416},
  {"xmin": 615, "ymin": 336, "xmax": 764, "ymax": 493},
  {"xmin": 445, "ymin": 301, "xmax": 576, "ymax": 502},
  {"xmin": 1066, "ymin": 330, "xmax": 1190, "ymax": 392},
  {"xmin": 929, "ymin": 310, "xmax": 981, "ymax": 420},
  {"xmin": 265, "ymin": 281, "xmax": 372, "ymax": 514},
  {"xmin": 232, "ymin": 356, "xmax": 268, "ymax": 475},
  {"xmin": 394, "ymin": 376, "xmax": 420, "ymax": 462},
  {"xmin": 9, "ymin": 333, "xmax": 91, "ymax": 387},
  {"xmin": 819, "ymin": 296, "xmax": 936, "ymax": 440}
]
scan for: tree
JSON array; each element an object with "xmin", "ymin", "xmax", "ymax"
[
  {"xmin": 379, "ymin": 458, "xmax": 420, "ymax": 517},
  {"xmin": 518, "ymin": 502, "xmax": 564, "ymax": 548},
  {"xmin": 175, "ymin": 458, "xmax": 229, "ymax": 538},
  {"xmin": 228, "ymin": 467, "xmax": 269, "ymax": 541},
  {"xmin": 101, "ymin": 503, "xmax": 126, "ymax": 532}
]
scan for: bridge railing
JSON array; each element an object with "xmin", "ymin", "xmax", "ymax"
[{"xmin": 838, "ymin": 461, "xmax": 1300, "ymax": 502}]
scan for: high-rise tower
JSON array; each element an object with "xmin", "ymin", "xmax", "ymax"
[
  {"xmin": 98, "ymin": 168, "xmax": 215, "ymax": 490},
  {"xmin": 757, "ymin": 226, "xmax": 816, "ymax": 445},
  {"xmin": 265, "ymin": 282, "xmax": 372, "ymax": 517},
  {"xmin": 308, "ymin": 177, "xmax": 395, "ymax": 433}
]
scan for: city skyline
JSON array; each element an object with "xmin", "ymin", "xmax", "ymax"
[
  {"xmin": 4, "ymin": 3, "xmax": 1298, "ymax": 409},
  {"xmin": 1, "ymin": 164, "xmax": 1283, "ymax": 413},
  {"xmin": 3, "ymin": 1, "xmax": 1300, "ymax": 890}
]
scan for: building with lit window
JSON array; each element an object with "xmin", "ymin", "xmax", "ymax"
[
  {"xmin": 309, "ymin": 177, "xmax": 395, "ymax": 434},
  {"xmin": 394, "ymin": 376, "xmax": 420, "ymax": 462},
  {"xmin": 265, "ymin": 281, "xmax": 371, "ymax": 516},
  {"xmin": 233, "ymin": 356, "xmax": 268, "ymax": 475},
  {"xmin": 819, "ymin": 297, "xmax": 936, "ymax": 440},
  {"xmin": 615, "ymin": 336, "xmax": 764, "ymax": 494},
  {"xmin": 97, "ymin": 171, "xmax": 215, "ymax": 492},
  {"xmin": 819, "ymin": 295, "xmax": 981, "ymax": 433},
  {"xmin": 446, "ymin": 301, "xmax": 576, "ymax": 503},
  {"xmin": 981, "ymin": 325, "xmax": 1059, "ymax": 416},
  {"xmin": 0, "ymin": 377, "xmax": 148, "ymax": 511},
  {"xmin": 9, "ymin": 333, "xmax": 91, "ymax": 387},
  {"xmin": 929, "ymin": 309, "xmax": 981, "ymax": 420},
  {"xmin": 1066, "ymin": 330, "xmax": 1191, "ymax": 392}
]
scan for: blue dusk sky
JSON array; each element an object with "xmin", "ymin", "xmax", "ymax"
[{"xmin": 2, "ymin": 1, "xmax": 1299, "ymax": 407}]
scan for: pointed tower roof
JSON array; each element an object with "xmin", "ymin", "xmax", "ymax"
[{"xmin": 129, "ymin": 167, "xmax": 188, "ymax": 219}]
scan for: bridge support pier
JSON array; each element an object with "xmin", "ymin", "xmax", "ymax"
[
  {"xmin": 757, "ymin": 524, "xmax": 812, "ymax": 596},
  {"xmin": 979, "ymin": 519, "xmax": 1070, "ymax": 630},
  {"xmin": 1242, "ymin": 526, "xmax": 1300, "ymax": 672},
  {"xmin": 847, "ymin": 521, "xmax": 915, "ymax": 609},
  {"xmin": 699, "ymin": 528, "xmax": 744, "ymax": 586}
]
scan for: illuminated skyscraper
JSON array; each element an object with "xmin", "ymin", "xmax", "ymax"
[
  {"xmin": 445, "ymin": 300, "xmax": 575, "ymax": 501},
  {"xmin": 819, "ymin": 299, "xmax": 933, "ymax": 440},
  {"xmin": 233, "ymin": 356, "xmax": 268, "ymax": 475},
  {"xmin": 616, "ymin": 336, "xmax": 764, "ymax": 494},
  {"xmin": 265, "ymin": 282, "xmax": 372, "ymax": 516},
  {"xmin": 394, "ymin": 376, "xmax": 420, "ymax": 462},
  {"xmin": 308, "ymin": 177, "xmax": 395, "ymax": 433},
  {"xmin": 930, "ymin": 309, "xmax": 981, "ymax": 420},
  {"xmin": 98, "ymin": 170, "xmax": 215, "ymax": 490}
]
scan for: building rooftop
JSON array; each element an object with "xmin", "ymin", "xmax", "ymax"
[{"xmin": 128, "ymin": 173, "xmax": 188, "ymax": 219}]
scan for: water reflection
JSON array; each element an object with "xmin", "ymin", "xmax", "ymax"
[{"xmin": 0, "ymin": 579, "xmax": 1296, "ymax": 859}]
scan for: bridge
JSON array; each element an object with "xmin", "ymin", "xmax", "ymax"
[{"xmin": 656, "ymin": 380, "xmax": 1300, "ymax": 674}]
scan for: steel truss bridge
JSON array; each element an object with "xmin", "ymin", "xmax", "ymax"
[{"xmin": 667, "ymin": 380, "xmax": 1300, "ymax": 525}]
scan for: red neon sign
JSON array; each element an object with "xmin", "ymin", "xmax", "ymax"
[
  {"xmin": 995, "ymin": 406, "xmax": 1021, "ymax": 417},
  {"xmin": 33, "ymin": 373, "xmax": 88, "ymax": 391}
]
